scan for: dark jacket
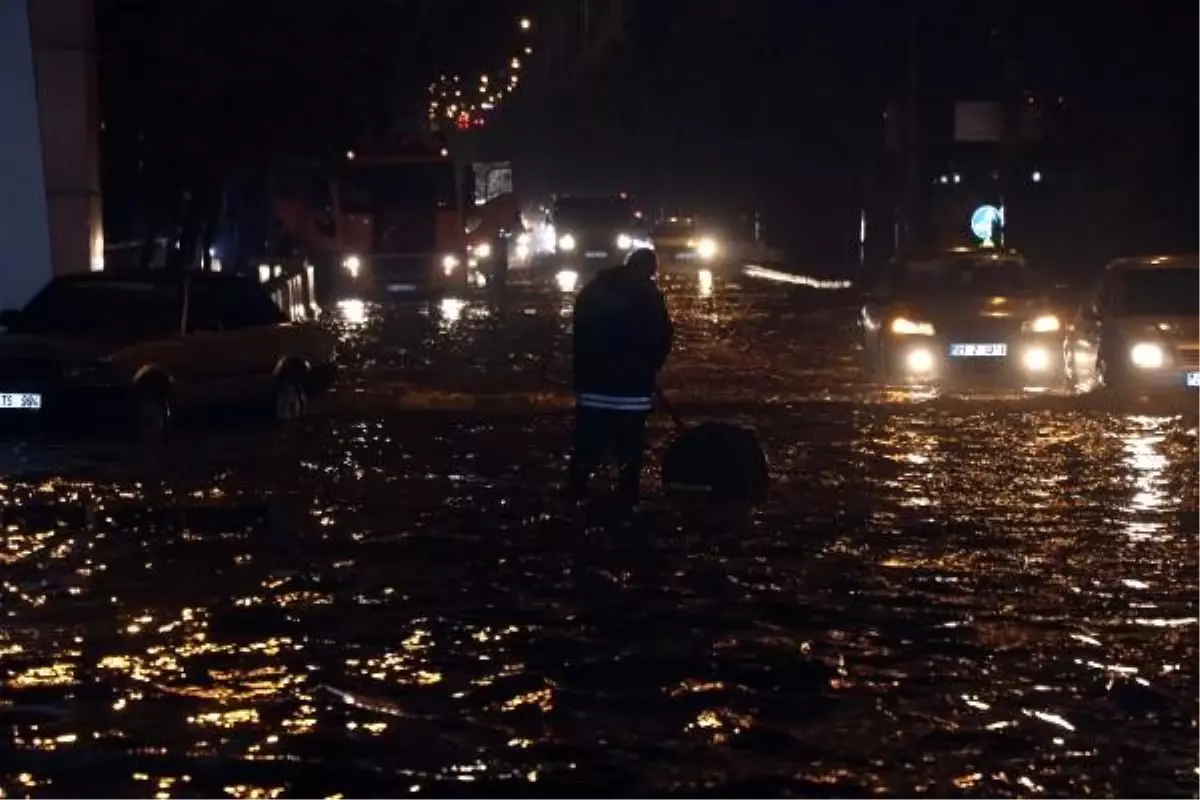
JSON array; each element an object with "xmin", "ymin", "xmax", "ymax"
[{"xmin": 571, "ymin": 266, "xmax": 673, "ymax": 399}]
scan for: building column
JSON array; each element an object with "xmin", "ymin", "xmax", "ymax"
[{"xmin": 0, "ymin": 0, "xmax": 101, "ymax": 311}]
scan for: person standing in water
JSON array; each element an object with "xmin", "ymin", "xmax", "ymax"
[{"xmin": 569, "ymin": 248, "xmax": 673, "ymax": 508}]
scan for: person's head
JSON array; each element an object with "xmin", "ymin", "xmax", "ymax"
[{"xmin": 623, "ymin": 247, "xmax": 658, "ymax": 280}]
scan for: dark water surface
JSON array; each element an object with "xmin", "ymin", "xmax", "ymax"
[{"xmin": 2, "ymin": 275, "xmax": 1196, "ymax": 798}]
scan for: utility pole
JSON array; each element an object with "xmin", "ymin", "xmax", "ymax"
[
  {"xmin": 901, "ymin": 0, "xmax": 921, "ymax": 252},
  {"xmin": 996, "ymin": 8, "xmax": 1019, "ymax": 249}
]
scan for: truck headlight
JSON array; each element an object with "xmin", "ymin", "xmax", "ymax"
[
  {"xmin": 616, "ymin": 233, "xmax": 633, "ymax": 250},
  {"xmin": 696, "ymin": 237, "xmax": 718, "ymax": 259},
  {"xmin": 555, "ymin": 269, "xmax": 579, "ymax": 292},
  {"xmin": 558, "ymin": 233, "xmax": 576, "ymax": 252},
  {"xmin": 441, "ymin": 254, "xmax": 461, "ymax": 275},
  {"xmin": 1022, "ymin": 314, "xmax": 1060, "ymax": 333},
  {"xmin": 1130, "ymin": 342, "xmax": 1165, "ymax": 369},
  {"xmin": 890, "ymin": 317, "xmax": 935, "ymax": 336},
  {"xmin": 342, "ymin": 255, "xmax": 361, "ymax": 277}
]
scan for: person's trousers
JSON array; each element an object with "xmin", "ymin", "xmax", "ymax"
[{"xmin": 570, "ymin": 405, "xmax": 649, "ymax": 500}]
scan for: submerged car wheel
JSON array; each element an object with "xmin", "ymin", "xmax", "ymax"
[{"xmin": 274, "ymin": 374, "xmax": 308, "ymax": 425}]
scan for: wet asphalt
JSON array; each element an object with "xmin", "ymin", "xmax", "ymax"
[{"xmin": 1, "ymin": 270, "xmax": 1196, "ymax": 798}]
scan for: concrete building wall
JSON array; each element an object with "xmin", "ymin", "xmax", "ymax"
[{"xmin": 0, "ymin": 0, "xmax": 100, "ymax": 310}]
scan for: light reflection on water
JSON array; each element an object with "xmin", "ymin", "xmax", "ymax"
[
  {"xmin": 1119, "ymin": 414, "xmax": 1173, "ymax": 541},
  {"xmin": 0, "ymin": 286, "xmax": 1196, "ymax": 797}
]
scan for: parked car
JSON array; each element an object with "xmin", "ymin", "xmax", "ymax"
[
  {"xmin": 0, "ymin": 270, "xmax": 336, "ymax": 438},
  {"xmin": 859, "ymin": 248, "xmax": 1066, "ymax": 390},
  {"xmin": 1064, "ymin": 254, "xmax": 1199, "ymax": 396}
]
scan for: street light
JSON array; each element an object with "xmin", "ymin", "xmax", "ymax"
[{"xmin": 519, "ymin": 17, "xmax": 531, "ymax": 30}]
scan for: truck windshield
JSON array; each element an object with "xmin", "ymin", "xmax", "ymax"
[
  {"xmin": 654, "ymin": 220, "xmax": 695, "ymax": 237},
  {"xmin": 894, "ymin": 256, "xmax": 1038, "ymax": 296},
  {"xmin": 339, "ymin": 162, "xmax": 458, "ymax": 213},
  {"xmin": 554, "ymin": 197, "xmax": 635, "ymax": 228},
  {"xmin": 14, "ymin": 280, "xmax": 183, "ymax": 337}
]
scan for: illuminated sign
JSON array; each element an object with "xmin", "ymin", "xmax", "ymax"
[{"xmin": 970, "ymin": 204, "xmax": 1004, "ymax": 243}]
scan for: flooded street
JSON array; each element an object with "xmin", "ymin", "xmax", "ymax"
[{"xmin": 2, "ymin": 273, "xmax": 1196, "ymax": 798}]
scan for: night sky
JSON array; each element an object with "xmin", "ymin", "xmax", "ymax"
[{"xmin": 99, "ymin": 0, "xmax": 1198, "ymax": 274}]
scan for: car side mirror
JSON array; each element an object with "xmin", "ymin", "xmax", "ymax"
[{"xmin": 0, "ymin": 309, "xmax": 19, "ymax": 329}]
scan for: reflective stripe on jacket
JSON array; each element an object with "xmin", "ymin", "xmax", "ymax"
[{"xmin": 576, "ymin": 391, "xmax": 653, "ymax": 412}]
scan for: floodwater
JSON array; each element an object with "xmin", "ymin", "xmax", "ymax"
[{"xmin": 1, "ymin": 272, "xmax": 1196, "ymax": 798}]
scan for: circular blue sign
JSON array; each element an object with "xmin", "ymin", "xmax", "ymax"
[{"xmin": 970, "ymin": 205, "xmax": 1004, "ymax": 241}]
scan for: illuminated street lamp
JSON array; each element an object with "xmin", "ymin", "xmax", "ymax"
[
  {"xmin": 511, "ymin": 57, "xmax": 521, "ymax": 70},
  {"xmin": 519, "ymin": 17, "xmax": 531, "ymax": 30}
]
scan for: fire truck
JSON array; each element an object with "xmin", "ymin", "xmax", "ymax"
[{"xmin": 270, "ymin": 135, "xmax": 470, "ymax": 300}]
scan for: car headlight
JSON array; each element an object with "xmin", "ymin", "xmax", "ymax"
[
  {"xmin": 472, "ymin": 242, "xmax": 492, "ymax": 259},
  {"xmin": 558, "ymin": 233, "xmax": 576, "ymax": 252},
  {"xmin": 1129, "ymin": 342, "xmax": 1165, "ymax": 369},
  {"xmin": 905, "ymin": 347, "xmax": 935, "ymax": 373},
  {"xmin": 890, "ymin": 317, "xmax": 935, "ymax": 336},
  {"xmin": 616, "ymin": 233, "xmax": 633, "ymax": 250},
  {"xmin": 696, "ymin": 237, "xmax": 718, "ymax": 259},
  {"xmin": 1022, "ymin": 346, "xmax": 1052, "ymax": 372},
  {"xmin": 1022, "ymin": 314, "xmax": 1060, "ymax": 333},
  {"xmin": 441, "ymin": 254, "xmax": 461, "ymax": 274},
  {"xmin": 342, "ymin": 255, "xmax": 361, "ymax": 277}
]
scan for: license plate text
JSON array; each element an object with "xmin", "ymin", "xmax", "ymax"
[
  {"xmin": 949, "ymin": 343, "xmax": 1007, "ymax": 357},
  {"xmin": 0, "ymin": 392, "xmax": 42, "ymax": 410}
]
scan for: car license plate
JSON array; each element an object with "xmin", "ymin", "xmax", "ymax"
[
  {"xmin": 1186, "ymin": 372, "xmax": 1200, "ymax": 387},
  {"xmin": 387, "ymin": 283, "xmax": 416, "ymax": 293},
  {"xmin": 0, "ymin": 392, "xmax": 41, "ymax": 410},
  {"xmin": 584, "ymin": 250, "xmax": 608, "ymax": 259},
  {"xmin": 949, "ymin": 343, "xmax": 1007, "ymax": 357}
]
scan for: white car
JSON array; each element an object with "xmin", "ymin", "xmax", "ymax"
[{"xmin": 1065, "ymin": 254, "xmax": 1199, "ymax": 395}]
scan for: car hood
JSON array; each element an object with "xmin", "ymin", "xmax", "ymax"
[
  {"xmin": 0, "ymin": 333, "xmax": 119, "ymax": 361},
  {"xmin": 1115, "ymin": 315, "xmax": 1200, "ymax": 344},
  {"xmin": 888, "ymin": 293, "xmax": 1052, "ymax": 322}
]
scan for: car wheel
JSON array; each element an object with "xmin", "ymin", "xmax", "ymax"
[
  {"xmin": 274, "ymin": 373, "xmax": 308, "ymax": 425},
  {"xmin": 132, "ymin": 385, "xmax": 172, "ymax": 442}
]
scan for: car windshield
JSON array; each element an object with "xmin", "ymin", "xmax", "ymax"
[
  {"xmin": 14, "ymin": 280, "xmax": 183, "ymax": 337},
  {"xmin": 338, "ymin": 162, "xmax": 457, "ymax": 213},
  {"xmin": 1113, "ymin": 267, "xmax": 1200, "ymax": 317},
  {"xmin": 554, "ymin": 197, "xmax": 635, "ymax": 228},
  {"xmin": 893, "ymin": 256, "xmax": 1038, "ymax": 296}
]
